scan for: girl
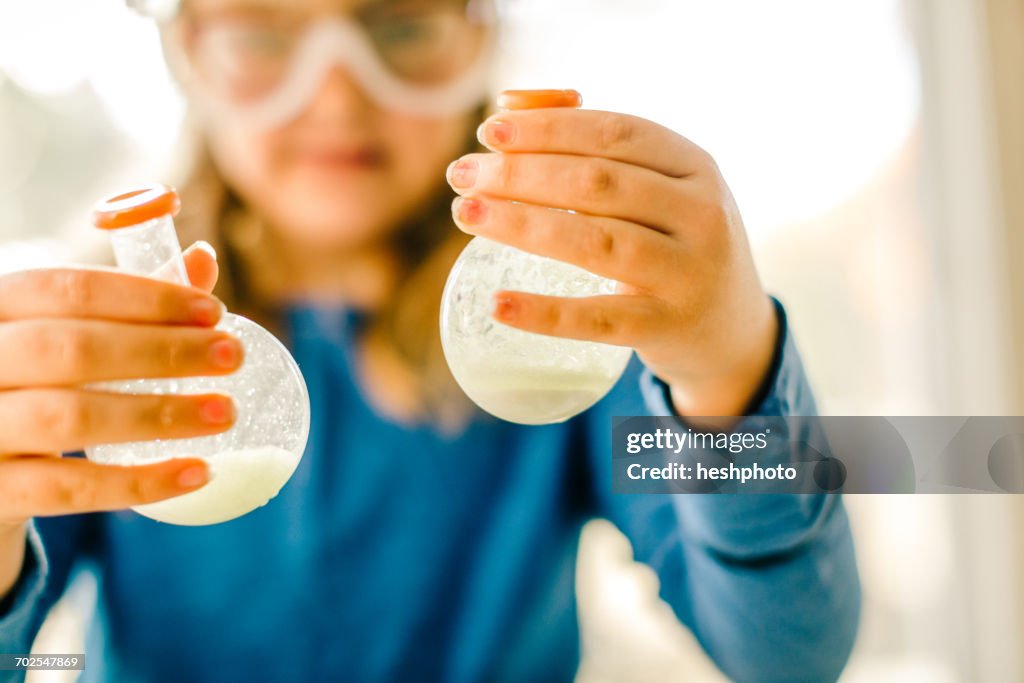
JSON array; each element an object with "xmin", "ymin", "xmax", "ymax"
[{"xmin": 0, "ymin": 0, "xmax": 859, "ymax": 680}]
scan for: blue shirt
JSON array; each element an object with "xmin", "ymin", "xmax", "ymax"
[{"xmin": 0, "ymin": 301, "xmax": 860, "ymax": 682}]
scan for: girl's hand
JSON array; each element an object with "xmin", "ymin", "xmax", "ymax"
[
  {"xmin": 446, "ymin": 104, "xmax": 778, "ymax": 418},
  {"xmin": 0, "ymin": 243, "xmax": 241, "ymax": 529}
]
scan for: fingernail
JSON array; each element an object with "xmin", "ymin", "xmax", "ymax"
[
  {"xmin": 176, "ymin": 463, "xmax": 209, "ymax": 489},
  {"xmin": 199, "ymin": 396, "xmax": 235, "ymax": 425},
  {"xmin": 189, "ymin": 297, "xmax": 221, "ymax": 326},
  {"xmin": 209, "ymin": 337, "xmax": 242, "ymax": 370},
  {"xmin": 453, "ymin": 197, "xmax": 487, "ymax": 225},
  {"xmin": 447, "ymin": 159, "xmax": 479, "ymax": 189},
  {"xmin": 194, "ymin": 240, "xmax": 218, "ymax": 262},
  {"xmin": 480, "ymin": 120, "xmax": 515, "ymax": 146},
  {"xmin": 493, "ymin": 293, "xmax": 518, "ymax": 321}
]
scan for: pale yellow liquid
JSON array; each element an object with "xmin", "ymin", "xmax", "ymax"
[
  {"xmin": 454, "ymin": 366, "xmax": 623, "ymax": 425},
  {"xmin": 133, "ymin": 446, "xmax": 299, "ymax": 526}
]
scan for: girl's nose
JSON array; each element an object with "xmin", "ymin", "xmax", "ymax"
[{"xmin": 302, "ymin": 65, "xmax": 375, "ymax": 123}]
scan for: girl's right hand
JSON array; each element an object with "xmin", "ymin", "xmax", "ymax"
[{"xmin": 0, "ymin": 243, "xmax": 243, "ymax": 529}]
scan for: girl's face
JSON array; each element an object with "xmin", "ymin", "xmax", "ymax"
[{"xmin": 174, "ymin": 0, "xmax": 486, "ymax": 249}]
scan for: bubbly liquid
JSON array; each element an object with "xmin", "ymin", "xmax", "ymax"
[
  {"xmin": 440, "ymin": 238, "xmax": 634, "ymax": 425},
  {"xmin": 454, "ymin": 366, "xmax": 623, "ymax": 425},
  {"xmin": 133, "ymin": 447, "xmax": 299, "ymax": 526}
]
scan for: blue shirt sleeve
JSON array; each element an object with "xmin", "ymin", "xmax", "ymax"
[
  {"xmin": 585, "ymin": 298, "xmax": 860, "ymax": 682},
  {"xmin": 0, "ymin": 524, "xmax": 50, "ymax": 666},
  {"xmin": 0, "ymin": 523, "xmax": 58, "ymax": 683},
  {"xmin": 0, "ymin": 516, "xmax": 95, "ymax": 683}
]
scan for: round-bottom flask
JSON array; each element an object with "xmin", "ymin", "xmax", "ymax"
[
  {"xmin": 86, "ymin": 185, "xmax": 310, "ymax": 525},
  {"xmin": 440, "ymin": 237, "xmax": 633, "ymax": 425}
]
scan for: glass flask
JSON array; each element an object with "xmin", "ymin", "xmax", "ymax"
[
  {"xmin": 86, "ymin": 185, "xmax": 311, "ymax": 525},
  {"xmin": 440, "ymin": 237, "xmax": 633, "ymax": 425}
]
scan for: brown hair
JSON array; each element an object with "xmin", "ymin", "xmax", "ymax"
[{"xmin": 173, "ymin": 120, "xmax": 482, "ymax": 431}]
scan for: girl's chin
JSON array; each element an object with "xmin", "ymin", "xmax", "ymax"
[
  {"xmin": 272, "ymin": 208, "xmax": 396, "ymax": 248},
  {"xmin": 273, "ymin": 184, "xmax": 408, "ymax": 231},
  {"xmin": 281, "ymin": 172, "xmax": 394, "ymax": 205}
]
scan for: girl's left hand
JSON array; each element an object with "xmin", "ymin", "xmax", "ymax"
[{"xmin": 446, "ymin": 107, "xmax": 779, "ymax": 418}]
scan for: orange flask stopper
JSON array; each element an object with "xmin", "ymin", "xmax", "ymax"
[{"xmin": 496, "ymin": 89, "xmax": 582, "ymax": 111}]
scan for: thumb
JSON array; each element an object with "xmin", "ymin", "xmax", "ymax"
[{"xmin": 183, "ymin": 241, "xmax": 219, "ymax": 294}]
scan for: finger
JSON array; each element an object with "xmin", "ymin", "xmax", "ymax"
[
  {"xmin": 183, "ymin": 241, "xmax": 220, "ymax": 294},
  {"xmin": 493, "ymin": 291, "xmax": 671, "ymax": 347},
  {"xmin": 451, "ymin": 196, "xmax": 683, "ymax": 291},
  {"xmin": 0, "ymin": 456, "xmax": 210, "ymax": 519},
  {"xmin": 0, "ymin": 320, "xmax": 244, "ymax": 389},
  {"xmin": 0, "ymin": 389, "xmax": 235, "ymax": 453},
  {"xmin": 447, "ymin": 153, "xmax": 683, "ymax": 232},
  {"xmin": 477, "ymin": 109, "xmax": 713, "ymax": 178},
  {"xmin": 0, "ymin": 268, "xmax": 222, "ymax": 327}
]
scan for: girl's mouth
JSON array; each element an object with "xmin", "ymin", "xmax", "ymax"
[{"xmin": 292, "ymin": 145, "xmax": 387, "ymax": 172}]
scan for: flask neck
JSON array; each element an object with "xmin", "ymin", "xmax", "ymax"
[{"xmin": 108, "ymin": 215, "xmax": 191, "ymax": 287}]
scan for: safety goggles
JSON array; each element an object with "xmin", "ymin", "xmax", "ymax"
[{"xmin": 144, "ymin": 0, "xmax": 497, "ymax": 127}]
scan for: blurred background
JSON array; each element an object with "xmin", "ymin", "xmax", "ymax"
[{"xmin": 2, "ymin": 0, "xmax": 1023, "ymax": 680}]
